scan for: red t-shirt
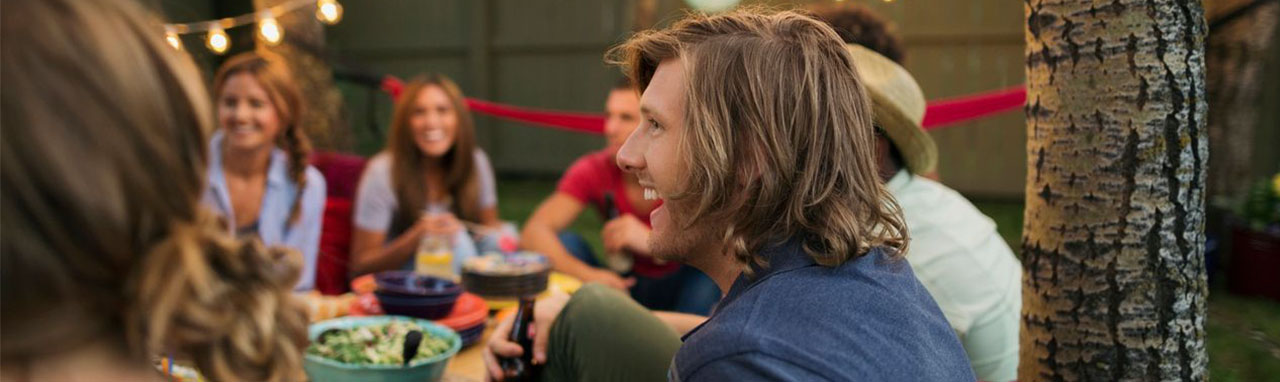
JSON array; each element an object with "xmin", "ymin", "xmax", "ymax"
[{"xmin": 556, "ymin": 149, "xmax": 679, "ymax": 278}]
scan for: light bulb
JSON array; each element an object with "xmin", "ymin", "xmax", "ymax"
[
  {"xmin": 316, "ymin": 0, "xmax": 343, "ymax": 25},
  {"xmin": 165, "ymin": 29, "xmax": 182, "ymax": 50},
  {"xmin": 206, "ymin": 26, "xmax": 229, "ymax": 54},
  {"xmin": 258, "ymin": 14, "xmax": 283, "ymax": 45}
]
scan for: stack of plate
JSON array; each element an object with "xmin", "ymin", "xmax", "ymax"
[
  {"xmin": 433, "ymin": 293, "xmax": 488, "ymax": 347},
  {"xmin": 461, "ymin": 253, "xmax": 551, "ymax": 299},
  {"xmin": 373, "ymin": 271, "xmax": 462, "ymax": 320}
]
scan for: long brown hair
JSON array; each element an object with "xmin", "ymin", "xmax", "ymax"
[
  {"xmin": 0, "ymin": 0, "xmax": 306, "ymax": 380},
  {"xmin": 386, "ymin": 74, "xmax": 481, "ymax": 230},
  {"xmin": 212, "ymin": 51, "xmax": 312, "ymax": 226},
  {"xmin": 607, "ymin": 9, "xmax": 909, "ymax": 271}
]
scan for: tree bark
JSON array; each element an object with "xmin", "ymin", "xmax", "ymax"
[{"xmin": 1022, "ymin": 0, "xmax": 1209, "ymax": 381}]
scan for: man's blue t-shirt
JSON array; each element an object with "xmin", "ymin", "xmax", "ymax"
[{"xmin": 671, "ymin": 241, "xmax": 974, "ymax": 381}]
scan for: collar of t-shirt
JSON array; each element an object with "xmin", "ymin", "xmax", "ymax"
[{"xmin": 206, "ymin": 131, "xmax": 293, "ymax": 238}]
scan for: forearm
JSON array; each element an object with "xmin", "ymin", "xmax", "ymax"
[
  {"xmin": 351, "ymin": 232, "xmax": 417, "ymax": 275},
  {"xmin": 477, "ymin": 206, "xmax": 503, "ymax": 228},
  {"xmin": 522, "ymin": 224, "xmax": 595, "ymax": 278}
]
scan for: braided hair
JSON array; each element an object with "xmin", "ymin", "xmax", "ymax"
[{"xmin": 212, "ymin": 51, "xmax": 312, "ymax": 225}]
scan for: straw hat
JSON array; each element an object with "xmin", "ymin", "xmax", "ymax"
[{"xmin": 845, "ymin": 44, "xmax": 937, "ymax": 175}]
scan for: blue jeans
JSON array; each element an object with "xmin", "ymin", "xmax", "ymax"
[
  {"xmin": 557, "ymin": 232, "xmax": 720, "ymax": 315},
  {"xmin": 558, "ymin": 231, "xmax": 603, "ymax": 268}
]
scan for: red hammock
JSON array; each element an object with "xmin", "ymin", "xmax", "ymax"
[{"xmin": 381, "ymin": 76, "xmax": 1027, "ymax": 135}]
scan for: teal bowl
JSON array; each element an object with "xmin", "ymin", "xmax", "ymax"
[{"xmin": 304, "ymin": 315, "xmax": 462, "ymax": 382}]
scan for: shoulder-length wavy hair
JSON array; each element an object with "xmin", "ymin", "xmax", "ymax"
[
  {"xmin": 607, "ymin": 9, "xmax": 909, "ymax": 271},
  {"xmin": 385, "ymin": 74, "xmax": 481, "ymax": 230},
  {"xmin": 212, "ymin": 51, "xmax": 312, "ymax": 226}
]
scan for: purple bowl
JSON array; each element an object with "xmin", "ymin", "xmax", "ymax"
[
  {"xmin": 458, "ymin": 325, "xmax": 485, "ymax": 347},
  {"xmin": 374, "ymin": 290, "xmax": 460, "ymax": 320},
  {"xmin": 377, "ymin": 298, "xmax": 457, "ymax": 320},
  {"xmin": 460, "ymin": 332, "xmax": 484, "ymax": 348},
  {"xmin": 455, "ymin": 324, "xmax": 483, "ymax": 335},
  {"xmin": 373, "ymin": 291, "xmax": 459, "ymax": 306},
  {"xmin": 374, "ymin": 271, "xmax": 463, "ymax": 298}
]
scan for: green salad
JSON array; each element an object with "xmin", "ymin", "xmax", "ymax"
[{"xmin": 306, "ymin": 321, "xmax": 454, "ymax": 365}]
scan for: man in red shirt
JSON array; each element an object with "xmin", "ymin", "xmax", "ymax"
[{"xmin": 520, "ymin": 80, "xmax": 719, "ymax": 314}]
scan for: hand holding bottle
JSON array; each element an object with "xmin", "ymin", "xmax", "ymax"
[{"xmin": 483, "ymin": 291, "xmax": 571, "ymax": 381}]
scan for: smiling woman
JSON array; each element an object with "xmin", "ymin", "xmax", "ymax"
[
  {"xmin": 349, "ymin": 74, "xmax": 507, "ymax": 276},
  {"xmin": 204, "ymin": 52, "xmax": 328, "ymax": 292}
]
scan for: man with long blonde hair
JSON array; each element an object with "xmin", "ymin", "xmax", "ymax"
[{"xmin": 485, "ymin": 9, "xmax": 972, "ymax": 381}]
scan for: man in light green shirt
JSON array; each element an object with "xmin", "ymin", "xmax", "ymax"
[
  {"xmin": 885, "ymin": 169, "xmax": 1022, "ymax": 381},
  {"xmin": 811, "ymin": 5, "xmax": 1024, "ymax": 378}
]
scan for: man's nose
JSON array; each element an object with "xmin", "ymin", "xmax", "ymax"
[{"xmin": 616, "ymin": 128, "xmax": 645, "ymax": 173}]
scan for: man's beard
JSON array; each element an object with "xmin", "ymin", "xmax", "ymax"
[{"xmin": 648, "ymin": 198, "xmax": 721, "ymax": 266}]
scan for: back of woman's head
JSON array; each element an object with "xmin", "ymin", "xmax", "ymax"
[
  {"xmin": 213, "ymin": 51, "xmax": 313, "ymax": 225},
  {"xmin": 0, "ymin": 0, "xmax": 306, "ymax": 379}
]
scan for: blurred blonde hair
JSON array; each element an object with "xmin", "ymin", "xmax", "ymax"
[
  {"xmin": 608, "ymin": 9, "xmax": 909, "ymax": 271},
  {"xmin": 0, "ymin": 0, "xmax": 307, "ymax": 380},
  {"xmin": 213, "ymin": 51, "xmax": 313, "ymax": 225}
]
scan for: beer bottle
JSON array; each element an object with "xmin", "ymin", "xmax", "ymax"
[
  {"xmin": 603, "ymin": 192, "xmax": 620, "ymax": 220},
  {"xmin": 500, "ymin": 296, "xmax": 540, "ymax": 381}
]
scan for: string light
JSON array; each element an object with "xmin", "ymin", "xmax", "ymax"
[
  {"xmin": 165, "ymin": 0, "xmax": 341, "ymax": 54},
  {"xmin": 165, "ymin": 27, "xmax": 183, "ymax": 50},
  {"xmin": 206, "ymin": 26, "xmax": 230, "ymax": 54},
  {"xmin": 316, "ymin": 0, "xmax": 343, "ymax": 25},
  {"xmin": 258, "ymin": 12, "xmax": 283, "ymax": 45}
]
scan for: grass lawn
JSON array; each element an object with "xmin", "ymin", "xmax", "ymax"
[{"xmin": 499, "ymin": 179, "xmax": 1280, "ymax": 380}]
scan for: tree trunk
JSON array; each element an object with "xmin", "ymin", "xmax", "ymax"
[
  {"xmin": 255, "ymin": 0, "xmax": 348, "ymax": 151},
  {"xmin": 1022, "ymin": 0, "xmax": 1209, "ymax": 381}
]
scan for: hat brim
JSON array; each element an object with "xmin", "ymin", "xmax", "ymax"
[{"xmin": 868, "ymin": 90, "xmax": 937, "ymax": 175}]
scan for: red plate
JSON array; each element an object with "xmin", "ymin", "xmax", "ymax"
[
  {"xmin": 350, "ymin": 274, "xmax": 376, "ymax": 294},
  {"xmin": 347, "ymin": 292, "xmax": 383, "ymax": 316},
  {"xmin": 434, "ymin": 292, "xmax": 488, "ymax": 330}
]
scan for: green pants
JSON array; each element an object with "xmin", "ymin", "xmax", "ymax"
[{"xmin": 542, "ymin": 283, "xmax": 682, "ymax": 382}]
